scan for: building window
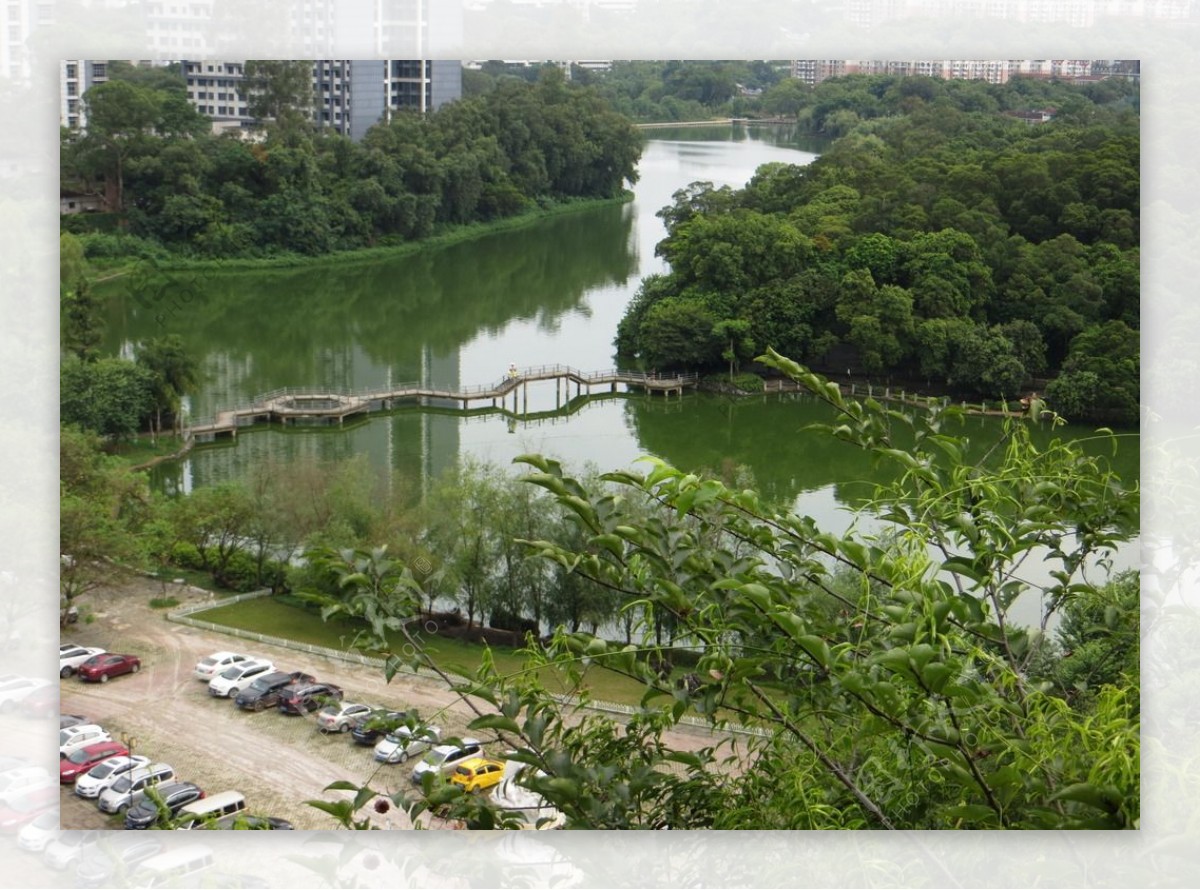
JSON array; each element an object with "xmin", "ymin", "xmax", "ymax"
[
  {"xmin": 92, "ymin": 63, "xmax": 106, "ymax": 78},
  {"xmin": 66, "ymin": 63, "xmax": 77, "ymax": 78}
]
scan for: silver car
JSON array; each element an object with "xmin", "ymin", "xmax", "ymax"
[
  {"xmin": 373, "ymin": 725, "xmax": 441, "ymax": 764},
  {"xmin": 96, "ymin": 763, "xmax": 175, "ymax": 814},
  {"xmin": 411, "ymin": 738, "xmax": 484, "ymax": 784}
]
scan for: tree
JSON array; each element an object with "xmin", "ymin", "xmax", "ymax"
[
  {"xmin": 712, "ymin": 318, "xmax": 755, "ymax": 381},
  {"xmin": 60, "ymin": 426, "xmax": 151, "ymax": 623},
  {"xmin": 241, "ymin": 60, "xmax": 315, "ymax": 134},
  {"xmin": 1044, "ymin": 321, "xmax": 1139, "ymax": 425},
  {"xmin": 80, "ymin": 79, "xmax": 163, "ymax": 212},
  {"xmin": 60, "ymin": 356, "xmax": 156, "ymax": 442},
  {"xmin": 306, "ymin": 356, "xmax": 1138, "ymax": 830},
  {"xmin": 61, "ymin": 278, "xmax": 104, "ymax": 364},
  {"xmin": 136, "ymin": 335, "xmax": 201, "ymax": 437}
]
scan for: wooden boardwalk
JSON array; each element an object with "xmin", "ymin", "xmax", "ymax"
[{"xmin": 186, "ymin": 364, "xmax": 699, "ymax": 440}]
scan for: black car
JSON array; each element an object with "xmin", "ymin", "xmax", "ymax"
[
  {"xmin": 233, "ymin": 670, "xmax": 316, "ymax": 712},
  {"xmin": 123, "ymin": 782, "xmax": 206, "ymax": 829},
  {"xmin": 277, "ymin": 682, "xmax": 344, "ymax": 715},
  {"xmin": 349, "ymin": 709, "xmax": 410, "ymax": 746}
]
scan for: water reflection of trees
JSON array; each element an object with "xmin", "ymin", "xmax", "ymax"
[{"xmin": 100, "ymin": 202, "xmax": 636, "ymax": 397}]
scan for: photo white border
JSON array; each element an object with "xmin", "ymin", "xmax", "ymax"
[{"xmin": 4, "ymin": 0, "xmax": 1193, "ymax": 885}]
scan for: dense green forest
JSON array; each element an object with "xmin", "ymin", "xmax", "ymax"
[
  {"xmin": 60, "ymin": 64, "xmax": 642, "ymax": 260},
  {"xmin": 467, "ymin": 60, "xmax": 785, "ymax": 122},
  {"xmin": 613, "ymin": 74, "xmax": 1139, "ymax": 424}
]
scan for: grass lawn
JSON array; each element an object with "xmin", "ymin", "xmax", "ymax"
[{"xmin": 193, "ymin": 597, "xmax": 674, "ymax": 708}]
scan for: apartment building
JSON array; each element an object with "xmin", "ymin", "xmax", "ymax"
[
  {"xmin": 789, "ymin": 58, "xmax": 1131, "ymax": 86},
  {"xmin": 178, "ymin": 59, "xmax": 461, "ymax": 139}
]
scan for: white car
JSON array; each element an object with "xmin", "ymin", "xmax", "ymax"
[
  {"xmin": 374, "ymin": 725, "xmax": 441, "ymax": 764},
  {"xmin": 315, "ymin": 702, "xmax": 376, "ymax": 733},
  {"xmin": 0, "ymin": 675, "xmax": 51, "ymax": 713},
  {"xmin": 16, "ymin": 810, "xmax": 59, "ymax": 852},
  {"xmin": 193, "ymin": 651, "xmax": 249, "ymax": 682},
  {"xmin": 74, "ymin": 754, "xmax": 151, "ymax": 799},
  {"xmin": 59, "ymin": 724, "xmax": 111, "ymax": 759},
  {"xmin": 0, "ymin": 767, "xmax": 54, "ymax": 804},
  {"xmin": 411, "ymin": 738, "xmax": 484, "ymax": 784},
  {"xmin": 207, "ymin": 659, "xmax": 275, "ymax": 698},
  {"xmin": 59, "ymin": 645, "xmax": 106, "ymax": 678},
  {"xmin": 43, "ymin": 829, "xmax": 99, "ymax": 871}
]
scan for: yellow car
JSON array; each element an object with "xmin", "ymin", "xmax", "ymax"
[{"xmin": 448, "ymin": 758, "xmax": 506, "ymax": 793}]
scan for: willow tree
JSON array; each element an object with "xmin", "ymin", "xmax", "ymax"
[{"xmin": 308, "ymin": 353, "xmax": 1139, "ymax": 830}]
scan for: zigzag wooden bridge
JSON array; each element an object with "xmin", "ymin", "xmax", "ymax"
[{"xmin": 186, "ymin": 364, "xmax": 700, "ymax": 441}]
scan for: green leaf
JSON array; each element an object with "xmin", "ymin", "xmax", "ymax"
[
  {"xmin": 468, "ymin": 714, "xmax": 521, "ymax": 734},
  {"xmin": 1049, "ymin": 783, "xmax": 1122, "ymax": 813}
]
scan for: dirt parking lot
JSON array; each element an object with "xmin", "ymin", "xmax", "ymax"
[{"xmin": 57, "ymin": 575, "xmax": 730, "ymax": 831}]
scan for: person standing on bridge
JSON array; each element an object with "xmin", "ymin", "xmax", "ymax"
[{"xmin": 507, "ymin": 362, "xmax": 519, "ymax": 380}]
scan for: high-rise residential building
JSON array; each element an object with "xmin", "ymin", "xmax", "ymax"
[
  {"xmin": 62, "ymin": 59, "xmax": 464, "ymax": 138},
  {"xmin": 3, "ymin": 0, "xmax": 53, "ymax": 82},
  {"xmin": 59, "ymin": 60, "xmax": 109, "ymax": 131}
]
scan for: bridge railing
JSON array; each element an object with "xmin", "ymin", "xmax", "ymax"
[{"xmin": 186, "ymin": 368, "xmax": 700, "ymax": 433}]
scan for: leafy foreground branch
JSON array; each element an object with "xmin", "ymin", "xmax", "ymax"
[{"xmin": 304, "ymin": 354, "xmax": 1139, "ymax": 830}]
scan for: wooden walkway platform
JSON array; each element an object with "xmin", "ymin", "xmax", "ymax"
[{"xmin": 186, "ymin": 364, "xmax": 699, "ymax": 440}]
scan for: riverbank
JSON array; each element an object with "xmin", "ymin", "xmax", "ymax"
[{"xmin": 81, "ymin": 192, "xmax": 633, "ymax": 279}]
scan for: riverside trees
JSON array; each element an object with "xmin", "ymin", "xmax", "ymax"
[
  {"xmin": 61, "ymin": 65, "xmax": 642, "ymax": 260},
  {"xmin": 615, "ymin": 77, "xmax": 1139, "ymax": 425}
]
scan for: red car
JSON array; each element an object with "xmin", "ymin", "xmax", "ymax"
[
  {"xmin": 0, "ymin": 784, "xmax": 56, "ymax": 830},
  {"xmin": 77, "ymin": 653, "xmax": 141, "ymax": 683},
  {"xmin": 59, "ymin": 741, "xmax": 129, "ymax": 783}
]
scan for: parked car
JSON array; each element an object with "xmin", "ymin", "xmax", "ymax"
[
  {"xmin": 0, "ymin": 783, "xmax": 56, "ymax": 831},
  {"xmin": 193, "ymin": 651, "xmax": 249, "ymax": 682},
  {"xmin": 207, "ymin": 659, "xmax": 275, "ymax": 698},
  {"xmin": 232, "ymin": 670, "xmax": 316, "ymax": 711},
  {"xmin": 315, "ymin": 702, "xmax": 376, "ymax": 733},
  {"xmin": 19, "ymin": 685, "xmax": 58, "ymax": 718},
  {"xmin": 16, "ymin": 809, "xmax": 59, "ymax": 851},
  {"xmin": 75, "ymin": 838, "xmax": 163, "ymax": 887},
  {"xmin": 174, "ymin": 791, "xmax": 246, "ymax": 829},
  {"xmin": 59, "ymin": 724, "xmax": 112, "ymax": 758},
  {"xmin": 411, "ymin": 738, "xmax": 484, "ymax": 784},
  {"xmin": 277, "ymin": 682, "xmax": 343, "ymax": 715},
  {"xmin": 349, "ymin": 709, "xmax": 409, "ymax": 745},
  {"xmin": 123, "ymin": 782, "xmax": 206, "ymax": 829},
  {"xmin": 59, "ymin": 741, "xmax": 129, "ymax": 783},
  {"xmin": 97, "ymin": 762, "xmax": 175, "ymax": 814},
  {"xmin": 59, "ymin": 644, "xmax": 106, "ymax": 678},
  {"xmin": 59, "ymin": 713, "xmax": 88, "ymax": 730},
  {"xmin": 0, "ymin": 675, "xmax": 51, "ymax": 712},
  {"xmin": 76, "ymin": 653, "xmax": 141, "ymax": 683},
  {"xmin": 374, "ymin": 725, "xmax": 441, "ymax": 765},
  {"xmin": 449, "ymin": 757, "xmax": 507, "ymax": 793},
  {"xmin": 74, "ymin": 754, "xmax": 151, "ymax": 799},
  {"xmin": 0, "ymin": 766, "xmax": 53, "ymax": 803},
  {"xmin": 43, "ymin": 829, "xmax": 100, "ymax": 871}
]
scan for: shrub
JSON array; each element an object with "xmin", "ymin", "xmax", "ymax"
[
  {"xmin": 216, "ymin": 550, "xmax": 260, "ymax": 592},
  {"xmin": 169, "ymin": 542, "xmax": 206, "ymax": 570}
]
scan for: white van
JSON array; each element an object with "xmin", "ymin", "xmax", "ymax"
[
  {"xmin": 174, "ymin": 790, "xmax": 247, "ymax": 829},
  {"xmin": 130, "ymin": 844, "xmax": 214, "ymax": 888}
]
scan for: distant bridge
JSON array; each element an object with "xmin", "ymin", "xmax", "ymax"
[{"xmin": 186, "ymin": 364, "xmax": 699, "ymax": 440}]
